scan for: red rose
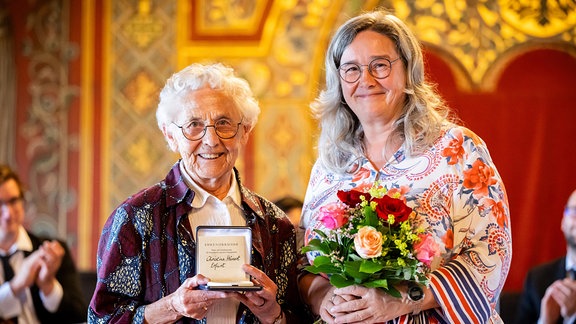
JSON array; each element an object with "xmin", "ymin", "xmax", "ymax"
[
  {"xmin": 337, "ymin": 189, "xmax": 371, "ymax": 207},
  {"xmin": 373, "ymin": 195, "xmax": 412, "ymax": 226}
]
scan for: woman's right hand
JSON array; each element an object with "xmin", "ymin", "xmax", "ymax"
[
  {"xmin": 145, "ymin": 274, "xmax": 231, "ymax": 323},
  {"xmin": 168, "ymin": 274, "xmax": 230, "ymax": 320}
]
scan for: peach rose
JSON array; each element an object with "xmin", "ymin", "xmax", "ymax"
[{"xmin": 354, "ymin": 226, "xmax": 383, "ymax": 259}]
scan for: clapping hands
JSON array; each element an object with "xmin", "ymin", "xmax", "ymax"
[{"xmin": 8, "ymin": 240, "xmax": 64, "ymax": 296}]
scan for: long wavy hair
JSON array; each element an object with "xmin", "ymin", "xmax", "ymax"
[{"xmin": 312, "ymin": 10, "xmax": 455, "ymax": 174}]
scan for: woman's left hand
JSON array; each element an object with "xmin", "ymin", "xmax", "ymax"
[
  {"xmin": 232, "ymin": 264, "xmax": 282, "ymax": 323},
  {"xmin": 330, "ymin": 285, "xmax": 412, "ymax": 323}
]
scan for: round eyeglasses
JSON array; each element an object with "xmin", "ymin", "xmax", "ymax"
[
  {"xmin": 338, "ymin": 57, "xmax": 400, "ymax": 83},
  {"xmin": 0, "ymin": 196, "xmax": 23, "ymax": 210},
  {"xmin": 173, "ymin": 118, "xmax": 243, "ymax": 141}
]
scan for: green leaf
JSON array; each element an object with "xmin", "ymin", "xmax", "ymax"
[
  {"xmin": 330, "ymin": 274, "xmax": 355, "ymax": 288},
  {"xmin": 303, "ymin": 239, "xmax": 338, "ymax": 255},
  {"xmin": 386, "ymin": 285, "xmax": 401, "ymax": 298},
  {"xmin": 348, "ymin": 253, "xmax": 362, "ymax": 261},
  {"xmin": 328, "ymin": 240, "xmax": 341, "ymax": 252},
  {"xmin": 313, "ymin": 229, "xmax": 328, "ymax": 239},
  {"xmin": 301, "ymin": 239, "xmax": 323, "ymax": 252},
  {"xmin": 342, "ymin": 261, "xmax": 370, "ymax": 281},
  {"xmin": 305, "ymin": 264, "xmax": 341, "ymax": 274},
  {"xmin": 310, "ymin": 255, "xmax": 332, "ymax": 266},
  {"xmin": 363, "ymin": 278, "xmax": 388, "ymax": 289},
  {"xmin": 364, "ymin": 205, "xmax": 380, "ymax": 227},
  {"xmin": 305, "ymin": 256, "xmax": 343, "ymax": 274},
  {"xmin": 318, "ymin": 265, "xmax": 342, "ymax": 273},
  {"xmin": 359, "ymin": 260, "xmax": 384, "ymax": 274}
]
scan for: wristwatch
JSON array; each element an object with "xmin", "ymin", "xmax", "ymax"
[{"xmin": 407, "ymin": 283, "xmax": 424, "ymax": 315}]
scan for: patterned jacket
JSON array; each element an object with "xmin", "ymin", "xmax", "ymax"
[
  {"xmin": 301, "ymin": 126, "xmax": 511, "ymax": 323},
  {"xmin": 89, "ymin": 161, "xmax": 309, "ymax": 323}
]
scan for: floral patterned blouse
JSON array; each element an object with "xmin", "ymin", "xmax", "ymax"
[
  {"xmin": 88, "ymin": 161, "xmax": 308, "ymax": 323},
  {"xmin": 301, "ymin": 126, "xmax": 511, "ymax": 323}
]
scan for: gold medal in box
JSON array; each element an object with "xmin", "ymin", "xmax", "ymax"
[{"xmin": 196, "ymin": 226, "xmax": 262, "ymax": 291}]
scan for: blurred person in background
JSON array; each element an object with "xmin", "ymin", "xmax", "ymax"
[
  {"xmin": 516, "ymin": 189, "xmax": 576, "ymax": 324},
  {"xmin": 0, "ymin": 164, "xmax": 87, "ymax": 323}
]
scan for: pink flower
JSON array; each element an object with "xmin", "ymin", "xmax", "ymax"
[
  {"xmin": 319, "ymin": 202, "xmax": 348, "ymax": 230},
  {"xmin": 413, "ymin": 233, "xmax": 440, "ymax": 267},
  {"xmin": 354, "ymin": 226, "xmax": 383, "ymax": 259}
]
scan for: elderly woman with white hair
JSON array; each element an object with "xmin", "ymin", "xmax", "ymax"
[{"xmin": 89, "ymin": 63, "xmax": 308, "ymax": 324}]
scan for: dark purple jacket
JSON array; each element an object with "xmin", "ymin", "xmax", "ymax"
[{"xmin": 88, "ymin": 161, "xmax": 309, "ymax": 323}]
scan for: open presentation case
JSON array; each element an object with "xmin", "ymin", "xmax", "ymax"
[{"xmin": 195, "ymin": 226, "xmax": 262, "ymax": 291}]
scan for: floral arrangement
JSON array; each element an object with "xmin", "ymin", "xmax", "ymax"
[{"xmin": 302, "ymin": 183, "xmax": 439, "ymax": 297}]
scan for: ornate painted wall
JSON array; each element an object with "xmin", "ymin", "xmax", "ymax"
[
  {"xmin": 2, "ymin": 0, "xmax": 83, "ymax": 256},
  {"xmin": 3, "ymin": 0, "xmax": 576, "ymax": 292}
]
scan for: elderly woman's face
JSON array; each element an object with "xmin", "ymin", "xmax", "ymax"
[
  {"xmin": 339, "ymin": 30, "xmax": 406, "ymax": 125},
  {"xmin": 166, "ymin": 87, "xmax": 249, "ymax": 192}
]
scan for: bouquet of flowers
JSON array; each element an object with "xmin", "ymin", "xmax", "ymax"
[{"xmin": 302, "ymin": 183, "xmax": 439, "ymax": 297}]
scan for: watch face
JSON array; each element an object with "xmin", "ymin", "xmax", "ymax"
[{"xmin": 408, "ymin": 285, "xmax": 424, "ymax": 301}]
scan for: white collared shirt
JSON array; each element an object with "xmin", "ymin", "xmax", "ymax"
[
  {"xmin": 0, "ymin": 226, "xmax": 64, "ymax": 323},
  {"xmin": 566, "ymin": 251, "xmax": 576, "ymax": 275},
  {"xmin": 179, "ymin": 163, "xmax": 245, "ymax": 324}
]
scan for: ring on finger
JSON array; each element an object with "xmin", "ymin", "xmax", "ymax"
[{"xmin": 203, "ymin": 305, "xmax": 208, "ymax": 311}]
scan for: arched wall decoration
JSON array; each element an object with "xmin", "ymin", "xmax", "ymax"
[{"xmin": 374, "ymin": 0, "xmax": 576, "ymax": 91}]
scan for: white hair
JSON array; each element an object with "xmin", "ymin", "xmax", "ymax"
[{"xmin": 156, "ymin": 63, "xmax": 260, "ymax": 133}]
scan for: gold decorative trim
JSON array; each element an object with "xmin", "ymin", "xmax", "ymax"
[
  {"xmin": 195, "ymin": 0, "xmax": 270, "ymax": 34},
  {"xmin": 101, "ymin": 0, "xmax": 112, "ymax": 232},
  {"xmin": 381, "ymin": 0, "xmax": 576, "ymax": 91},
  {"xmin": 79, "ymin": 0, "xmax": 95, "ymax": 269},
  {"xmin": 176, "ymin": 0, "xmax": 282, "ymax": 62}
]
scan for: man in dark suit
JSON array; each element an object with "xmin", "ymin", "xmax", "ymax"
[
  {"xmin": 0, "ymin": 164, "xmax": 87, "ymax": 323},
  {"xmin": 515, "ymin": 189, "xmax": 576, "ymax": 324}
]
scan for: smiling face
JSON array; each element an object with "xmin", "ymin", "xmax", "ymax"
[
  {"xmin": 339, "ymin": 30, "xmax": 407, "ymax": 126},
  {"xmin": 164, "ymin": 87, "xmax": 249, "ymax": 196},
  {"xmin": 0, "ymin": 178, "xmax": 24, "ymax": 250}
]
